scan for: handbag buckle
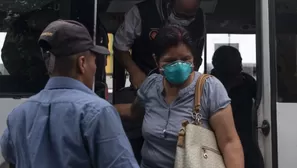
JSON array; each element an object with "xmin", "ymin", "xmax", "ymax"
[{"xmin": 192, "ymin": 112, "xmax": 202, "ymax": 125}]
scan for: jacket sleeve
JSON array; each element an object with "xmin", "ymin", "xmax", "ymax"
[{"xmin": 82, "ymin": 105, "xmax": 139, "ymax": 168}]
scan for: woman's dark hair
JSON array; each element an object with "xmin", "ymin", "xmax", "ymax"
[
  {"xmin": 212, "ymin": 45, "xmax": 242, "ymax": 69},
  {"xmin": 153, "ymin": 24, "xmax": 197, "ymax": 62}
]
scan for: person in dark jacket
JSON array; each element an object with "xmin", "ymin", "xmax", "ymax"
[{"xmin": 211, "ymin": 45, "xmax": 264, "ymax": 168}]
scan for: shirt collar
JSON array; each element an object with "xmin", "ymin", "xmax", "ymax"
[{"xmin": 44, "ymin": 76, "xmax": 95, "ymax": 95}]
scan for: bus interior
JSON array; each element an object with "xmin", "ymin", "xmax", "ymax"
[{"xmin": 0, "ymin": 0, "xmax": 297, "ymax": 168}]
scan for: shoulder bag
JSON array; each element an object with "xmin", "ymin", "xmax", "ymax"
[{"xmin": 174, "ymin": 74, "xmax": 226, "ymax": 168}]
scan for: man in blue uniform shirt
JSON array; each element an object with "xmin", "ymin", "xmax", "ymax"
[{"xmin": 0, "ymin": 20, "xmax": 139, "ymax": 168}]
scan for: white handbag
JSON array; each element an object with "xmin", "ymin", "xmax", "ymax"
[{"xmin": 174, "ymin": 74, "xmax": 226, "ymax": 168}]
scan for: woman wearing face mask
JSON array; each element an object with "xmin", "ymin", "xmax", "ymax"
[{"xmin": 115, "ymin": 24, "xmax": 244, "ymax": 168}]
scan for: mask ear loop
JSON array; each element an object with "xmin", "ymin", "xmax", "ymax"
[
  {"xmin": 190, "ymin": 63, "xmax": 194, "ymax": 72},
  {"xmin": 159, "ymin": 68, "xmax": 164, "ymax": 75},
  {"xmin": 41, "ymin": 48, "xmax": 55, "ymax": 75}
]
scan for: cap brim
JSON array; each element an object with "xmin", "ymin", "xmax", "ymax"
[{"xmin": 90, "ymin": 45, "xmax": 110, "ymax": 55}]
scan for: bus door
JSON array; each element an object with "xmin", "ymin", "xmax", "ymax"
[
  {"xmin": 263, "ymin": 0, "xmax": 297, "ymax": 167},
  {"xmin": 256, "ymin": 0, "xmax": 284, "ymax": 167},
  {"xmin": 201, "ymin": 0, "xmax": 264, "ymax": 165}
]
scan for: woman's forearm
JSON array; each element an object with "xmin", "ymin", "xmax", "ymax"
[{"xmin": 222, "ymin": 140, "xmax": 244, "ymax": 168}]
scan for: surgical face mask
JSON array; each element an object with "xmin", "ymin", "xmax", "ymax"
[
  {"xmin": 168, "ymin": 13, "xmax": 193, "ymax": 27},
  {"xmin": 160, "ymin": 61, "xmax": 193, "ymax": 85}
]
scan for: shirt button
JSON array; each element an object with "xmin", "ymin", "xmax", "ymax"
[{"xmin": 162, "ymin": 129, "xmax": 167, "ymax": 138}]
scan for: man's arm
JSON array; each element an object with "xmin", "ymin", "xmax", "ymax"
[
  {"xmin": 114, "ymin": 97, "xmax": 145, "ymax": 120},
  {"xmin": 82, "ymin": 105, "xmax": 139, "ymax": 168},
  {"xmin": 0, "ymin": 129, "xmax": 15, "ymax": 164},
  {"xmin": 113, "ymin": 6, "xmax": 146, "ymax": 88}
]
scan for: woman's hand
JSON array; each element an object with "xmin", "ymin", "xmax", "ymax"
[{"xmin": 210, "ymin": 104, "xmax": 244, "ymax": 168}]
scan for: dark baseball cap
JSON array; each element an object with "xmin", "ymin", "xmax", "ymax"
[{"xmin": 38, "ymin": 20, "xmax": 110, "ymax": 57}]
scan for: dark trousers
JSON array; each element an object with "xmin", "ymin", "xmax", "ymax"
[{"xmin": 240, "ymin": 134, "xmax": 264, "ymax": 168}]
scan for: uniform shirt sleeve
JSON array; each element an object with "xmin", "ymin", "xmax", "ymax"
[
  {"xmin": 113, "ymin": 5, "xmax": 142, "ymax": 51},
  {"xmin": 81, "ymin": 104, "xmax": 139, "ymax": 168},
  {"xmin": 0, "ymin": 129, "xmax": 15, "ymax": 164},
  {"xmin": 201, "ymin": 76, "xmax": 231, "ymax": 118}
]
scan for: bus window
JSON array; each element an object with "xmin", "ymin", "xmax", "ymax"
[
  {"xmin": 0, "ymin": 1, "xmax": 109, "ymax": 99},
  {"xmin": 0, "ymin": 32, "xmax": 8, "ymax": 75},
  {"xmin": 274, "ymin": 4, "xmax": 297, "ymax": 103},
  {"xmin": 276, "ymin": 33, "xmax": 297, "ymax": 102},
  {"xmin": 0, "ymin": 2, "xmax": 60, "ymax": 97}
]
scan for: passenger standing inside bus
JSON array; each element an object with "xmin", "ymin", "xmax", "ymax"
[
  {"xmin": 0, "ymin": 20, "xmax": 139, "ymax": 168},
  {"xmin": 211, "ymin": 46, "xmax": 264, "ymax": 168},
  {"xmin": 113, "ymin": 0, "xmax": 205, "ymax": 90},
  {"xmin": 116, "ymin": 24, "xmax": 244, "ymax": 168}
]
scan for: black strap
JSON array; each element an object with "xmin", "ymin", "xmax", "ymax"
[{"xmin": 161, "ymin": 0, "xmax": 171, "ymax": 24}]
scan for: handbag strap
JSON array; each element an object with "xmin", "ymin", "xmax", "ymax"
[{"xmin": 193, "ymin": 74, "xmax": 212, "ymax": 124}]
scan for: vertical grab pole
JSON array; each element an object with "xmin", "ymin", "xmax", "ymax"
[
  {"xmin": 203, "ymin": 34, "xmax": 207, "ymax": 74},
  {"xmin": 92, "ymin": 0, "xmax": 98, "ymax": 92},
  {"xmin": 93, "ymin": 0, "xmax": 98, "ymax": 44}
]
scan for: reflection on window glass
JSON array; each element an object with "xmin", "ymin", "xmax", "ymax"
[
  {"xmin": 275, "ymin": 4, "xmax": 297, "ymax": 102},
  {"xmin": 202, "ymin": 34, "xmax": 256, "ymax": 78},
  {"xmin": 0, "ymin": 32, "xmax": 8, "ymax": 75},
  {"xmin": 0, "ymin": 2, "xmax": 60, "ymax": 96}
]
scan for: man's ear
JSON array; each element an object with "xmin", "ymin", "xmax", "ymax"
[{"xmin": 77, "ymin": 55, "xmax": 86, "ymax": 74}]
